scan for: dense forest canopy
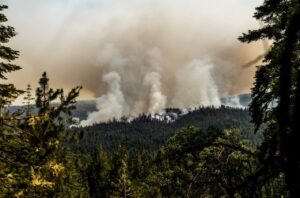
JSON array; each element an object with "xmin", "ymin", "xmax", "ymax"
[
  {"xmin": 71, "ymin": 106, "xmax": 258, "ymax": 153},
  {"xmin": 1, "ymin": 0, "xmax": 300, "ymax": 197}
]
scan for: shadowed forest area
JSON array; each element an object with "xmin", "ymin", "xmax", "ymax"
[{"xmin": 1, "ymin": 0, "xmax": 300, "ymax": 197}]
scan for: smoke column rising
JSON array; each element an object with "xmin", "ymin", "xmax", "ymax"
[
  {"xmin": 144, "ymin": 72, "xmax": 167, "ymax": 114},
  {"xmin": 81, "ymin": 44, "xmax": 223, "ymax": 124},
  {"xmin": 4, "ymin": 0, "xmax": 264, "ymax": 124}
]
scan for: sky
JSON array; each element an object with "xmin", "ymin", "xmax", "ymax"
[{"xmin": 3, "ymin": 0, "xmax": 264, "ymax": 112}]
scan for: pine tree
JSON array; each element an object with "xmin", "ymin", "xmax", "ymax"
[
  {"xmin": 36, "ymin": 72, "xmax": 63, "ymax": 115},
  {"xmin": 0, "ymin": 5, "xmax": 23, "ymax": 109},
  {"xmin": 109, "ymin": 144, "xmax": 133, "ymax": 198},
  {"xmin": 0, "ymin": 4, "xmax": 22, "ymax": 136},
  {"xmin": 23, "ymin": 84, "xmax": 34, "ymax": 117},
  {"xmin": 0, "ymin": 5, "xmax": 27, "ymax": 197},
  {"xmin": 88, "ymin": 145, "xmax": 111, "ymax": 197},
  {"xmin": 239, "ymin": 0, "xmax": 300, "ymax": 196},
  {"xmin": 0, "ymin": 5, "xmax": 88, "ymax": 197},
  {"xmin": 18, "ymin": 73, "xmax": 85, "ymax": 197}
]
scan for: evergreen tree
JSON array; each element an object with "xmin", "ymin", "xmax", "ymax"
[
  {"xmin": 0, "ymin": 5, "xmax": 27, "ymax": 197},
  {"xmin": 239, "ymin": 0, "xmax": 300, "ymax": 196},
  {"xmin": 18, "ymin": 73, "xmax": 85, "ymax": 197},
  {"xmin": 0, "ymin": 5, "xmax": 88, "ymax": 197},
  {"xmin": 23, "ymin": 84, "xmax": 34, "ymax": 117},
  {"xmin": 151, "ymin": 126, "xmax": 223, "ymax": 197},
  {"xmin": 87, "ymin": 145, "xmax": 111, "ymax": 197},
  {"xmin": 0, "ymin": 72, "xmax": 86, "ymax": 197},
  {"xmin": 0, "ymin": 5, "xmax": 23, "ymax": 109},
  {"xmin": 36, "ymin": 72, "xmax": 63, "ymax": 115},
  {"xmin": 109, "ymin": 143, "xmax": 133, "ymax": 198}
]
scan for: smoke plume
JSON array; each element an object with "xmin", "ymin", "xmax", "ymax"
[
  {"xmin": 81, "ymin": 72, "xmax": 128, "ymax": 126},
  {"xmin": 4, "ymin": 0, "xmax": 264, "ymax": 124},
  {"xmin": 144, "ymin": 72, "xmax": 167, "ymax": 114}
]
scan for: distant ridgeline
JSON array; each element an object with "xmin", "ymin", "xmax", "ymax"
[
  {"xmin": 72, "ymin": 93, "xmax": 252, "ymax": 121},
  {"xmin": 11, "ymin": 94, "xmax": 258, "ymax": 153},
  {"xmin": 71, "ymin": 106, "xmax": 260, "ymax": 153},
  {"xmin": 68, "ymin": 94, "xmax": 259, "ymax": 153},
  {"xmin": 9, "ymin": 94, "xmax": 252, "ymax": 120}
]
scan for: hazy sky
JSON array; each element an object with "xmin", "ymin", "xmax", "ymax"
[{"xmin": 3, "ymin": 0, "xmax": 264, "ymax": 104}]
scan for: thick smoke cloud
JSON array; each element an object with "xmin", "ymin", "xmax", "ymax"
[
  {"xmin": 172, "ymin": 60, "xmax": 221, "ymax": 108},
  {"xmin": 81, "ymin": 72, "xmax": 128, "ymax": 126},
  {"xmin": 5, "ymin": 0, "xmax": 263, "ymax": 124},
  {"xmin": 144, "ymin": 72, "xmax": 167, "ymax": 114}
]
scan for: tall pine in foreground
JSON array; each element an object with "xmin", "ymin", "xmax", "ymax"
[
  {"xmin": 0, "ymin": 5, "xmax": 26, "ymax": 196},
  {"xmin": 239, "ymin": 0, "xmax": 300, "ymax": 196},
  {"xmin": 16, "ymin": 72, "xmax": 87, "ymax": 197},
  {"xmin": 0, "ymin": 5, "xmax": 22, "ymax": 109},
  {"xmin": 0, "ymin": 4, "xmax": 89, "ymax": 197}
]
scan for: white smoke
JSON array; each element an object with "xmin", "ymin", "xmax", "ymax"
[
  {"xmin": 172, "ymin": 60, "xmax": 221, "ymax": 108},
  {"xmin": 4, "ymin": 0, "xmax": 264, "ymax": 124},
  {"xmin": 222, "ymin": 95, "xmax": 244, "ymax": 109},
  {"xmin": 81, "ymin": 72, "xmax": 128, "ymax": 126},
  {"xmin": 80, "ymin": 46, "xmax": 222, "ymax": 125},
  {"xmin": 144, "ymin": 72, "xmax": 167, "ymax": 114}
]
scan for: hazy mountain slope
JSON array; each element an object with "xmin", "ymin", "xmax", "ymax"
[
  {"xmin": 71, "ymin": 105, "xmax": 259, "ymax": 153},
  {"xmin": 72, "ymin": 93, "xmax": 251, "ymax": 121}
]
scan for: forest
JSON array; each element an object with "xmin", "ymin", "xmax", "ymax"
[
  {"xmin": 1, "ymin": 0, "xmax": 300, "ymax": 197},
  {"xmin": 71, "ymin": 106, "xmax": 258, "ymax": 153}
]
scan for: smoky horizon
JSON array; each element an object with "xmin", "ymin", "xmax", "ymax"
[{"xmin": 4, "ymin": 0, "xmax": 265, "ymax": 124}]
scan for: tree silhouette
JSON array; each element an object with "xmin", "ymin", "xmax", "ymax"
[
  {"xmin": 239, "ymin": 0, "xmax": 300, "ymax": 196},
  {"xmin": 0, "ymin": 5, "xmax": 23, "ymax": 109}
]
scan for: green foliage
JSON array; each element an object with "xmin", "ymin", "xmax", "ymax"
[
  {"xmin": 73, "ymin": 106, "xmax": 258, "ymax": 153},
  {"xmin": 239, "ymin": 0, "xmax": 300, "ymax": 131},
  {"xmin": 84, "ymin": 126, "xmax": 285, "ymax": 197},
  {"xmin": 0, "ymin": 2, "xmax": 295, "ymax": 197},
  {"xmin": 1, "ymin": 66, "xmax": 87, "ymax": 197},
  {"xmin": 23, "ymin": 84, "xmax": 34, "ymax": 117},
  {"xmin": 16, "ymin": 73, "xmax": 86, "ymax": 197},
  {"xmin": 0, "ymin": 5, "xmax": 26, "ymax": 197},
  {"xmin": 0, "ymin": 5, "xmax": 23, "ymax": 108},
  {"xmin": 108, "ymin": 143, "xmax": 133, "ymax": 197},
  {"xmin": 240, "ymin": 0, "xmax": 300, "ymax": 196},
  {"xmin": 87, "ymin": 145, "xmax": 111, "ymax": 197}
]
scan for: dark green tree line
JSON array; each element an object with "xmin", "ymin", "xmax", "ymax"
[{"xmin": 1, "ymin": 1, "xmax": 299, "ymax": 197}]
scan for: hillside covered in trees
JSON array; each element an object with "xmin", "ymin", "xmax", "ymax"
[
  {"xmin": 1, "ymin": 0, "xmax": 300, "ymax": 197},
  {"xmin": 72, "ymin": 106, "xmax": 259, "ymax": 153}
]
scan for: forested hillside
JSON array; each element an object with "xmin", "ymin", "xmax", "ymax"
[
  {"xmin": 72, "ymin": 93, "xmax": 252, "ymax": 121},
  {"xmin": 71, "ymin": 106, "xmax": 260, "ymax": 153},
  {"xmin": 2, "ymin": 0, "xmax": 300, "ymax": 197}
]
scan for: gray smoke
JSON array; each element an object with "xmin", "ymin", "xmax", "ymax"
[
  {"xmin": 222, "ymin": 96, "xmax": 244, "ymax": 109},
  {"xmin": 80, "ymin": 44, "xmax": 223, "ymax": 125},
  {"xmin": 4, "ymin": 0, "xmax": 264, "ymax": 124},
  {"xmin": 81, "ymin": 72, "xmax": 128, "ymax": 126},
  {"xmin": 144, "ymin": 72, "xmax": 167, "ymax": 114},
  {"xmin": 172, "ymin": 60, "xmax": 221, "ymax": 108}
]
